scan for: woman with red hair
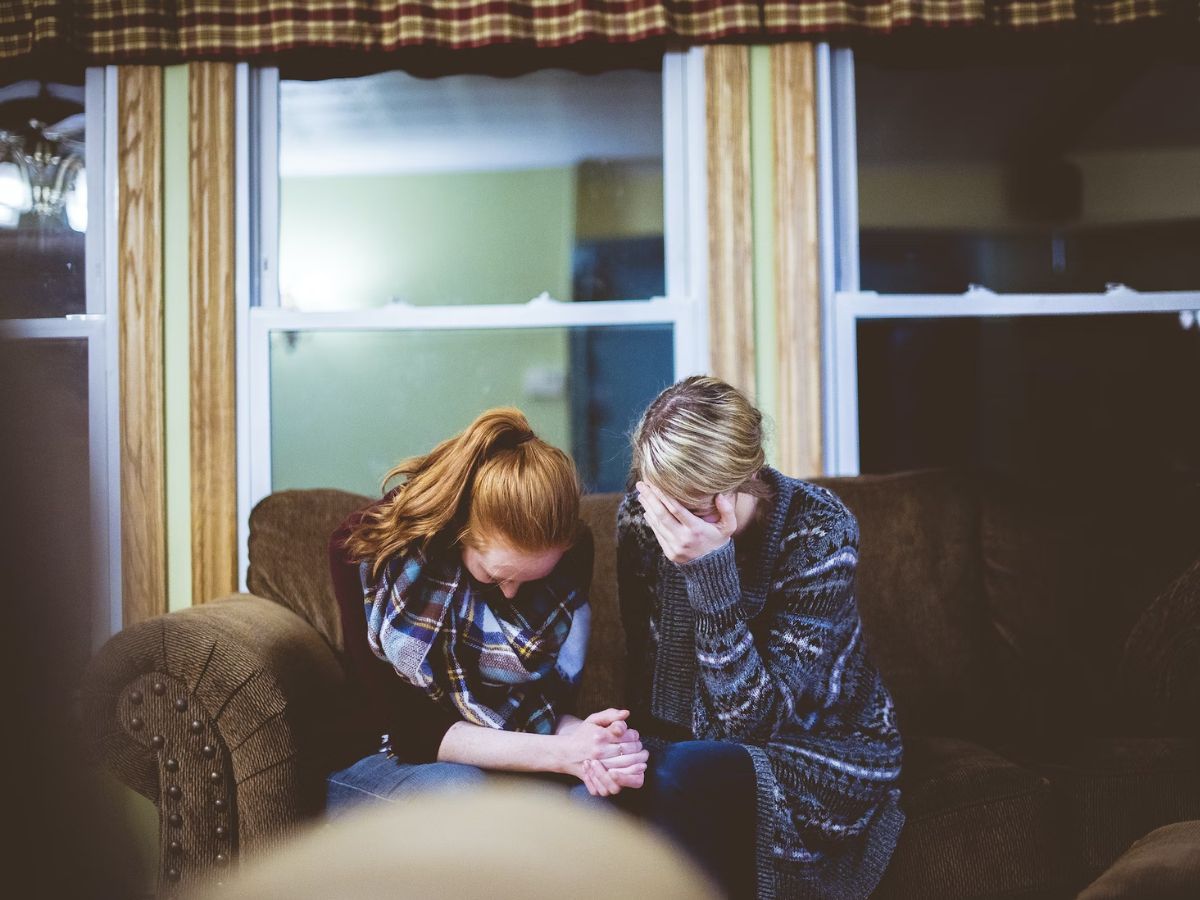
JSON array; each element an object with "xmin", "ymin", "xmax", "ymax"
[{"xmin": 328, "ymin": 408, "xmax": 646, "ymax": 810}]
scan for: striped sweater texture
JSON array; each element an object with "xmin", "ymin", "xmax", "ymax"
[{"xmin": 617, "ymin": 468, "xmax": 905, "ymax": 899}]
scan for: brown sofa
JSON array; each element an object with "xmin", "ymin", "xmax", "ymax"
[{"xmin": 83, "ymin": 469, "xmax": 1200, "ymax": 897}]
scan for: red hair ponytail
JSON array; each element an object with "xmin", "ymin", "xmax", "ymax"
[{"xmin": 345, "ymin": 408, "xmax": 580, "ymax": 577}]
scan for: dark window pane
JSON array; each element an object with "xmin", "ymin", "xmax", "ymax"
[
  {"xmin": 855, "ymin": 53, "xmax": 1200, "ymax": 294},
  {"xmin": 573, "ymin": 235, "xmax": 665, "ymax": 301},
  {"xmin": 0, "ymin": 338, "xmax": 92, "ymax": 677},
  {"xmin": 270, "ymin": 325, "xmax": 674, "ymax": 495},
  {"xmin": 0, "ymin": 80, "xmax": 88, "ymax": 317},
  {"xmin": 857, "ymin": 313, "xmax": 1200, "ymax": 489}
]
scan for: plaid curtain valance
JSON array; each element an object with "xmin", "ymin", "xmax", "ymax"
[
  {"xmin": 762, "ymin": 0, "xmax": 1190, "ymax": 32},
  {"xmin": 2, "ymin": 1, "xmax": 1193, "ymax": 65},
  {"xmin": 2, "ymin": 2, "xmax": 763, "ymax": 63}
]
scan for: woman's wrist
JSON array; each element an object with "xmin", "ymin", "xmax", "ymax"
[
  {"xmin": 547, "ymin": 732, "xmax": 577, "ymax": 776},
  {"xmin": 554, "ymin": 713, "xmax": 582, "ymax": 736}
]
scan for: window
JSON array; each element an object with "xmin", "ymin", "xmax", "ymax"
[
  {"xmin": 822, "ymin": 45, "xmax": 1200, "ymax": 486},
  {"xmin": 241, "ymin": 54, "xmax": 707, "ymax": 569},
  {"xmin": 0, "ymin": 71, "xmax": 119, "ymax": 658}
]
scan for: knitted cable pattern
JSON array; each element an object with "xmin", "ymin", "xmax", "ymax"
[{"xmin": 617, "ymin": 468, "xmax": 905, "ymax": 899}]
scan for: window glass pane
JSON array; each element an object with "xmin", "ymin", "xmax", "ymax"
[
  {"xmin": 0, "ymin": 338, "xmax": 93, "ymax": 675},
  {"xmin": 0, "ymin": 80, "xmax": 88, "ymax": 318},
  {"xmin": 856, "ymin": 313, "xmax": 1200, "ymax": 488},
  {"xmin": 278, "ymin": 68, "xmax": 664, "ymax": 310},
  {"xmin": 270, "ymin": 325, "xmax": 674, "ymax": 494},
  {"xmin": 855, "ymin": 52, "xmax": 1200, "ymax": 293}
]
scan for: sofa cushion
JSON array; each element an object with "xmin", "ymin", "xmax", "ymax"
[
  {"xmin": 248, "ymin": 488, "xmax": 371, "ymax": 652},
  {"xmin": 980, "ymin": 476, "xmax": 1200, "ymax": 738},
  {"xmin": 1023, "ymin": 737, "xmax": 1200, "ymax": 888},
  {"xmin": 815, "ymin": 471, "xmax": 1001, "ymax": 737},
  {"xmin": 1121, "ymin": 558, "xmax": 1200, "ymax": 737},
  {"xmin": 874, "ymin": 737, "xmax": 1063, "ymax": 899},
  {"xmin": 1078, "ymin": 820, "xmax": 1200, "ymax": 900}
]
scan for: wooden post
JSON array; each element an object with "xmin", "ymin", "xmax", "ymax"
[
  {"xmin": 772, "ymin": 43, "xmax": 823, "ymax": 477},
  {"xmin": 188, "ymin": 62, "xmax": 238, "ymax": 603},
  {"xmin": 117, "ymin": 66, "xmax": 168, "ymax": 624},
  {"xmin": 705, "ymin": 45, "xmax": 757, "ymax": 398}
]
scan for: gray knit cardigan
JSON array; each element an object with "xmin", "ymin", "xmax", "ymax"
[{"xmin": 616, "ymin": 468, "xmax": 905, "ymax": 900}]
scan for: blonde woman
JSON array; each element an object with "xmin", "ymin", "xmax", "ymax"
[
  {"xmin": 617, "ymin": 377, "xmax": 904, "ymax": 899},
  {"xmin": 327, "ymin": 408, "xmax": 647, "ymax": 811}
]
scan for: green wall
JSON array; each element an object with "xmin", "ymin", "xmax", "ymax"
[
  {"xmin": 272, "ymin": 168, "xmax": 577, "ymax": 495},
  {"xmin": 574, "ymin": 160, "xmax": 664, "ymax": 240},
  {"xmin": 164, "ymin": 65, "xmax": 192, "ymax": 612},
  {"xmin": 269, "ymin": 328, "xmax": 572, "ymax": 496},
  {"xmin": 279, "ymin": 169, "xmax": 574, "ymax": 309}
]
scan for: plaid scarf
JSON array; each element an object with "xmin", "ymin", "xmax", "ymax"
[{"xmin": 361, "ymin": 545, "xmax": 590, "ymax": 734}]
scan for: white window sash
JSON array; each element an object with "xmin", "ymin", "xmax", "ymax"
[
  {"xmin": 817, "ymin": 44, "xmax": 1200, "ymax": 478},
  {"xmin": 99, "ymin": 65, "xmax": 122, "ymax": 642},
  {"xmin": 237, "ymin": 50, "xmax": 709, "ymax": 587}
]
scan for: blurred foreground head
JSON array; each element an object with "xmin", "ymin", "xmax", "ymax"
[
  {"xmin": 1, "ymin": 341, "xmax": 138, "ymax": 898},
  {"xmin": 202, "ymin": 782, "xmax": 720, "ymax": 900}
]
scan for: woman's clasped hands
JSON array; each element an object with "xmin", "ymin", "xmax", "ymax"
[{"xmin": 555, "ymin": 708, "xmax": 648, "ymax": 797}]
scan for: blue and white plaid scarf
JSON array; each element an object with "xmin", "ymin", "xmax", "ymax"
[{"xmin": 362, "ymin": 546, "xmax": 590, "ymax": 734}]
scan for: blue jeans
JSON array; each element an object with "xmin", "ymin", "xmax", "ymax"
[
  {"xmin": 619, "ymin": 740, "xmax": 757, "ymax": 900},
  {"xmin": 325, "ymin": 750, "xmax": 597, "ymax": 819},
  {"xmin": 326, "ymin": 751, "xmax": 490, "ymax": 819}
]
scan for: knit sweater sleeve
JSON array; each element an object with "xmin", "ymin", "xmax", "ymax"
[{"xmin": 679, "ymin": 490, "xmax": 861, "ymax": 742}]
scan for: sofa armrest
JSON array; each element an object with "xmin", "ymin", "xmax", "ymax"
[
  {"xmin": 1120, "ymin": 558, "xmax": 1200, "ymax": 736},
  {"xmin": 81, "ymin": 595, "xmax": 347, "ymax": 894}
]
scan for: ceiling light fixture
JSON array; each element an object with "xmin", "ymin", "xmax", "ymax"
[{"xmin": 0, "ymin": 82, "xmax": 86, "ymax": 232}]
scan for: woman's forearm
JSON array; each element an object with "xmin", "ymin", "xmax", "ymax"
[{"xmin": 436, "ymin": 720, "xmax": 567, "ymax": 774}]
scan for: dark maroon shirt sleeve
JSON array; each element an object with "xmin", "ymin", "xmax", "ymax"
[{"xmin": 329, "ymin": 508, "xmax": 462, "ymax": 764}]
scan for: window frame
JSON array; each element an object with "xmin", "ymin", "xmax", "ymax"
[
  {"xmin": 236, "ymin": 52, "xmax": 710, "ymax": 584},
  {"xmin": 0, "ymin": 66, "xmax": 121, "ymax": 644},
  {"xmin": 817, "ymin": 45, "xmax": 1200, "ymax": 477}
]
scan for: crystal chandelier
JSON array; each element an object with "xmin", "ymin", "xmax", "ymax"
[{"xmin": 0, "ymin": 81, "xmax": 86, "ymax": 232}]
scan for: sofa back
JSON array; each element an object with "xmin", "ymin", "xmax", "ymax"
[
  {"xmin": 813, "ymin": 470, "xmax": 1001, "ymax": 737},
  {"xmin": 244, "ymin": 479, "xmax": 993, "ymax": 734},
  {"xmin": 246, "ymin": 472, "xmax": 1200, "ymax": 741},
  {"xmin": 575, "ymin": 493, "xmax": 625, "ymax": 717},
  {"xmin": 248, "ymin": 488, "xmax": 370, "ymax": 652},
  {"xmin": 974, "ymin": 473, "xmax": 1200, "ymax": 737}
]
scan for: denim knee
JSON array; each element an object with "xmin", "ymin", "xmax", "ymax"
[
  {"xmin": 652, "ymin": 740, "xmax": 747, "ymax": 800},
  {"xmin": 648, "ymin": 739, "xmax": 748, "ymax": 801},
  {"xmin": 326, "ymin": 753, "xmax": 488, "ymax": 816},
  {"xmin": 412, "ymin": 762, "xmax": 488, "ymax": 793}
]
